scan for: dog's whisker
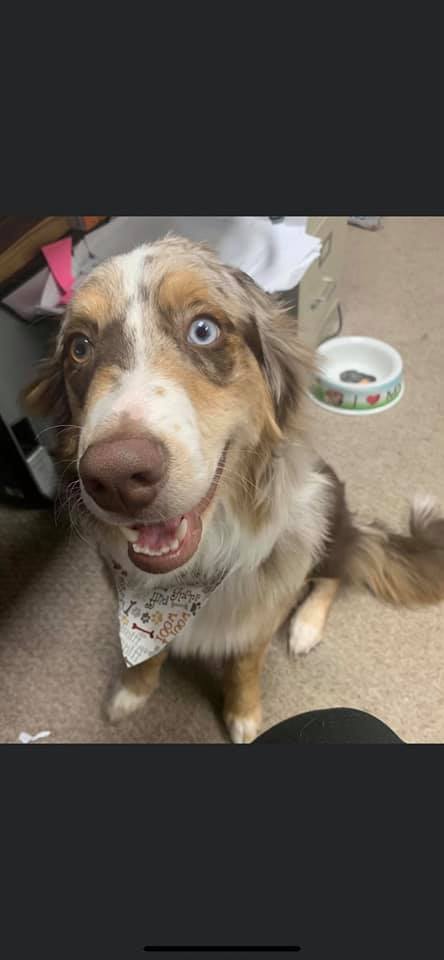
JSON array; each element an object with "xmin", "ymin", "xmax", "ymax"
[{"xmin": 36, "ymin": 424, "xmax": 82, "ymax": 441}]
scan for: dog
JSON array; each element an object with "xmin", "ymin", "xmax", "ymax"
[{"xmin": 24, "ymin": 235, "xmax": 444, "ymax": 742}]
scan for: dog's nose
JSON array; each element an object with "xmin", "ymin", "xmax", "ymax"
[{"xmin": 79, "ymin": 436, "xmax": 167, "ymax": 515}]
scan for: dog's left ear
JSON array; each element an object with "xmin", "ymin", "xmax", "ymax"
[{"xmin": 230, "ymin": 268, "xmax": 315, "ymax": 429}]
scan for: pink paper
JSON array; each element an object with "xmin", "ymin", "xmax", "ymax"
[{"xmin": 41, "ymin": 237, "xmax": 75, "ymax": 305}]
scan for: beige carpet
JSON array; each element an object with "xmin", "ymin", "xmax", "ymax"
[{"xmin": 1, "ymin": 216, "xmax": 443, "ymax": 743}]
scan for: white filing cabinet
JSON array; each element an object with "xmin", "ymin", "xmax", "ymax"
[{"xmin": 297, "ymin": 217, "xmax": 347, "ymax": 347}]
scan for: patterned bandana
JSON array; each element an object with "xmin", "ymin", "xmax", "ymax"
[{"xmin": 110, "ymin": 560, "xmax": 226, "ymax": 667}]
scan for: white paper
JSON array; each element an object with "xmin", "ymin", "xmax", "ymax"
[{"xmin": 18, "ymin": 730, "xmax": 51, "ymax": 744}]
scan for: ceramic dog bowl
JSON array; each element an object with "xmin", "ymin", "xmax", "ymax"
[{"xmin": 309, "ymin": 336, "xmax": 404, "ymax": 415}]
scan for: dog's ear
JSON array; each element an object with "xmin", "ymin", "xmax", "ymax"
[
  {"xmin": 21, "ymin": 335, "xmax": 69, "ymax": 422},
  {"xmin": 231, "ymin": 268, "xmax": 315, "ymax": 429}
]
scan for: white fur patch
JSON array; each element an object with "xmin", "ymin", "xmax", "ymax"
[
  {"xmin": 225, "ymin": 712, "xmax": 261, "ymax": 744},
  {"xmin": 412, "ymin": 492, "xmax": 441, "ymax": 526},
  {"xmin": 106, "ymin": 685, "xmax": 149, "ymax": 723},
  {"xmin": 288, "ymin": 578, "xmax": 339, "ymax": 658},
  {"xmin": 288, "ymin": 618, "xmax": 322, "ymax": 656},
  {"xmin": 125, "ymin": 299, "xmax": 146, "ymax": 359},
  {"xmin": 90, "ymin": 367, "xmax": 201, "ymax": 451},
  {"xmin": 115, "ymin": 245, "xmax": 150, "ymax": 300}
]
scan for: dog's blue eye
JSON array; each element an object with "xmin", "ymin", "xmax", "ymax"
[{"xmin": 187, "ymin": 318, "xmax": 220, "ymax": 346}]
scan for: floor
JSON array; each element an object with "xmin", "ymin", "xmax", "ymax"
[{"xmin": 1, "ymin": 217, "xmax": 443, "ymax": 743}]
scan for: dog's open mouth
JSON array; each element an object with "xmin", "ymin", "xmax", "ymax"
[{"xmin": 122, "ymin": 447, "xmax": 227, "ymax": 574}]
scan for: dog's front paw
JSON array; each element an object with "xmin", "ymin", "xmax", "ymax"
[
  {"xmin": 106, "ymin": 685, "xmax": 150, "ymax": 724},
  {"xmin": 224, "ymin": 707, "xmax": 262, "ymax": 744},
  {"xmin": 288, "ymin": 618, "xmax": 322, "ymax": 657}
]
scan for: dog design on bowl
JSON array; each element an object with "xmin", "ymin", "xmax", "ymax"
[{"xmin": 324, "ymin": 389, "xmax": 344, "ymax": 407}]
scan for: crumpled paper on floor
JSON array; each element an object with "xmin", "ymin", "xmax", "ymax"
[{"xmin": 18, "ymin": 730, "xmax": 51, "ymax": 744}]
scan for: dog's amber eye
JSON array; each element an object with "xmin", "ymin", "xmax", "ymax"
[
  {"xmin": 187, "ymin": 317, "xmax": 220, "ymax": 346},
  {"xmin": 69, "ymin": 335, "xmax": 93, "ymax": 364}
]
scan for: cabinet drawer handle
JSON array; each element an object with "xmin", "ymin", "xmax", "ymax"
[
  {"xmin": 319, "ymin": 231, "xmax": 333, "ymax": 267},
  {"xmin": 310, "ymin": 277, "xmax": 336, "ymax": 310}
]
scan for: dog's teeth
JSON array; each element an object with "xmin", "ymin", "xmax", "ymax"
[
  {"xmin": 131, "ymin": 524, "xmax": 186, "ymax": 559},
  {"xmin": 177, "ymin": 518, "xmax": 188, "ymax": 543},
  {"xmin": 133, "ymin": 544, "xmax": 162, "ymax": 556},
  {"xmin": 158, "ymin": 539, "xmax": 180, "ymax": 555},
  {"xmin": 121, "ymin": 526, "xmax": 138, "ymax": 544},
  {"xmin": 133, "ymin": 543, "xmax": 187, "ymax": 558}
]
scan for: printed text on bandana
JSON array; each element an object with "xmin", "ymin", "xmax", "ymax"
[{"xmin": 111, "ymin": 561, "xmax": 223, "ymax": 667}]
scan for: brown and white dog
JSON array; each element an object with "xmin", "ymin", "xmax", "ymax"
[{"xmin": 24, "ymin": 236, "xmax": 444, "ymax": 742}]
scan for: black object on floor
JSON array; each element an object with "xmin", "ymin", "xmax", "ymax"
[
  {"xmin": 255, "ymin": 708, "xmax": 403, "ymax": 744},
  {"xmin": 0, "ymin": 415, "xmax": 54, "ymax": 508}
]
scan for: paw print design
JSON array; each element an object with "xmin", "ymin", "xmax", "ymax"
[
  {"xmin": 190, "ymin": 601, "xmax": 201, "ymax": 615},
  {"xmin": 151, "ymin": 611, "xmax": 163, "ymax": 624},
  {"xmin": 141, "ymin": 612, "xmax": 151, "ymax": 624}
]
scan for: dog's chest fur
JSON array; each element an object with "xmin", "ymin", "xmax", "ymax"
[{"xmin": 99, "ymin": 461, "xmax": 332, "ymax": 661}]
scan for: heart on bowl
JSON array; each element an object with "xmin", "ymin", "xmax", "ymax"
[{"xmin": 366, "ymin": 394, "xmax": 381, "ymax": 405}]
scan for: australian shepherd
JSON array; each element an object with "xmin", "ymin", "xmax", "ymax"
[{"xmin": 24, "ymin": 236, "xmax": 444, "ymax": 742}]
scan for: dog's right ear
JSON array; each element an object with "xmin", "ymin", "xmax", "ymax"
[
  {"xmin": 229, "ymin": 268, "xmax": 315, "ymax": 431},
  {"xmin": 21, "ymin": 336, "xmax": 69, "ymax": 422}
]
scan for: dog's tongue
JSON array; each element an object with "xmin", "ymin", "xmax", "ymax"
[{"xmin": 134, "ymin": 516, "xmax": 183, "ymax": 551}]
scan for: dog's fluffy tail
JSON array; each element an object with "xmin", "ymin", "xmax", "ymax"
[{"xmin": 345, "ymin": 494, "xmax": 444, "ymax": 606}]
